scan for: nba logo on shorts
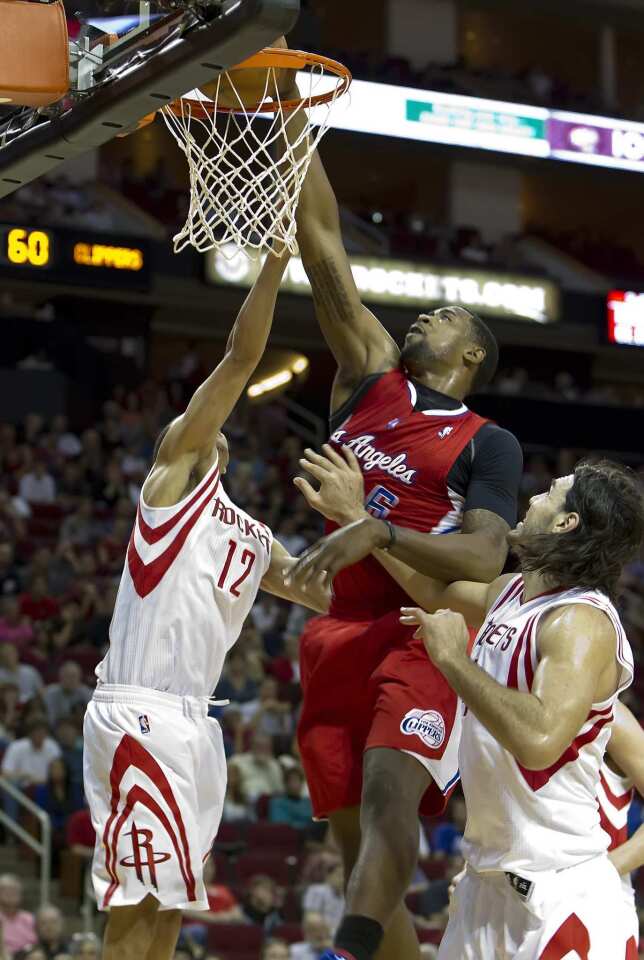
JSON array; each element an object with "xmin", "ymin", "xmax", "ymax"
[
  {"xmin": 400, "ymin": 708, "xmax": 445, "ymax": 749},
  {"xmin": 138, "ymin": 714, "xmax": 151, "ymax": 735}
]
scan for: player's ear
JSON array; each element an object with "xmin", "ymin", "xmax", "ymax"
[{"xmin": 463, "ymin": 344, "xmax": 485, "ymax": 369}]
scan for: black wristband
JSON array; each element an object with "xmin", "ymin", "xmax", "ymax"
[{"xmin": 382, "ymin": 520, "xmax": 396, "ymax": 551}]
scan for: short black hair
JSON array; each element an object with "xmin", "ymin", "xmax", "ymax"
[
  {"xmin": 466, "ymin": 311, "xmax": 499, "ymax": 391},
  {"xmin": 516, "ymin": 459, "xmax": 644, "ymax": 600},
  {"xmin": 463, "ymin": 307, "xmax": 499, "ymax": 392}
]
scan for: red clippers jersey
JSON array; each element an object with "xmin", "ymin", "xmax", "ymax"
[{"xmin": 328, "ymin": 369, "xmax": 488, "ymax": 618}]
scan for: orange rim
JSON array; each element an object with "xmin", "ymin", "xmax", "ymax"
[{"xmin": 164, "ymin": 47, "xmax": 352, "ymax": 117}]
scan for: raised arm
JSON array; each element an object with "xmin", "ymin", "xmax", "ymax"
[
  {"xmin": 143, "ymin": 251, "xmax": 289, "ymax": 506},
  {"xmin": 294, "ymin": 129, "xmax": 399, "ymax": 411},
  {"xmin": 605, "ymin": 702, "xmax": 644, "ymax": 876}
]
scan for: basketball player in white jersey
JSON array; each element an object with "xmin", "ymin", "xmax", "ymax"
[
  {"xmin": 83, "ymin": 248, "xmax": 329, "ymax": 960},
  {"xmin": 400, "ymin": 460, "xmax": 644, "ymax": 959},
  {"xmin": 600, "ymin": 701, "xmax": 644, "ymax": 948}
]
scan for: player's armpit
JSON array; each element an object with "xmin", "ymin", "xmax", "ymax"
[
  {"xmin": 260, "ymin": 539, "xmax": 331, "ymax": 614},
  {"xmin": 606, "ymin": 702, "xmax": 644, "ymax": 795}
]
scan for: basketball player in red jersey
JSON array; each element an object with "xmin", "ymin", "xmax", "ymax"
[{"xmin": 283, "ymin": 141, "xmax": 523, "ymax": 960}]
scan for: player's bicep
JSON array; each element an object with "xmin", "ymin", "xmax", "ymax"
[{"xmin": 530, "ymin": 608, "xmax": 616, "ymax": 762}]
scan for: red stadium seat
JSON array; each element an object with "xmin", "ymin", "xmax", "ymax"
[
  {"xmin": 207, "ymin": 923, "xmax": 263, "ymax": 953},
  {"xmin": 255, "ymin": 794, "xmax": 271, "ymax": 820},
  {"xmin": 247, "ymin": 822, "xmax": 301, "ymax": 853},
  {"xmin": 30, "ymin": 503, "xmax": 64, "ymax": 520},
  {"xmin": 235, "ymin": 851, "xmax": 294, "ymax": 885},
  {"xmin": 273, "ymin": 922, "xmax": 303, "ymax": 943},
  {"xmin": 216, "ymin": 821, "xmax": 249, "ymax": 846},
  {"xmin": 418, "ymin": 928, "xmax": 443, "ymax": 945},
  {"xmin": 419, "ymin": 857, "xmax": 449, "ymax": 880}
]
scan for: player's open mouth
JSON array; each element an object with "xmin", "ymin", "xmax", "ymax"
[{"xmin": 407, "ymin": 322, "xmax": 425, "ymax": 336}]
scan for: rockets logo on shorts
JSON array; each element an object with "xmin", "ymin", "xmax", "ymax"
[
  {"xmin": 138, "ymin": 714, "xmax": 151, "ymax": 735},
  {"xmin": 400, "ymin": 708, "xmax": 446, "ymax": 749}
]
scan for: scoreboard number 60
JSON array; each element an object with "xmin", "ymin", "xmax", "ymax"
[{"xmin": 6, "ymin": 227, "xmax": 51, "ymax": 267}]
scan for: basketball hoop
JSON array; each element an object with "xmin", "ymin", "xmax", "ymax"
[{"xmin": 161, "ymin": 47, "xmax": 351, "ymax": 259}]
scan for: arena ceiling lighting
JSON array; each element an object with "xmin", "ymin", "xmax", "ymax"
[
  {"xmin": 207, "ymin": 245, "xmax": 560, "ymax": 324},
  {"xmin": 304, "ymin": 75, "xmax": 644, "ymax": 174}
]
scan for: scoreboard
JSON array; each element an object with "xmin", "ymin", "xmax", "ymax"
[{"xmin": 0, "ymin": 225, "xmax": 150, "ymax": 289}]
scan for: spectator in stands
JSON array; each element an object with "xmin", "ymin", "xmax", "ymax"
[
  {"xmin": 50, "ymin": 415, "xmax": 82, "ymax": 460},
  {"xmin": 0, "ymin": 643, "xmax": 43, "ymax": 702},
  {"xmin": 290, "ymin": 912, "xmax": 333, "ymax": 960},
  {"xmin": 85, "ymin": 582, "xmax": 118, "ymax": 649},
  {"xmin": 51, "ymin": 598, "xmax": 89, "ymax": 653},
  {"xmin": 55, "ymin": 717, "xmax": 83, "ymax": 796},
  {"xmin": 18, "ymin": 461, "xmax": 56, "ymax": 505},
  {"xmin": 269, "ymin": 767, "xmax": 313, "ymax": 831},
  {"xmin": 215, "ymin": 649, "xmax": 259, "ymax": 705},
  {"xmin": 221, "ymin": 759, "xmax": 255, "ymax": 823},
  {"xmin": 19, "ymin": 576, "xmax": 59, "ymax": 624},
  {"xmin": 301, "ymin": 862, "xmax": 345, "ymax": 935},
  {"xmin": 96, "ymin": 516, "xmax": 130, "ymax": 576},
  {"xmin": 43, "ymin": 662, "xmax": 92, "ymax": 727},
  {"xmin": 33, "ymin": 905, "xmax": 69, "ymax": 958},
  {"xmin": 268, "ymin": 634, "xmax": 300, "ymax": 685},
  {"xmin": 182, "ymin": 857, "xmax": 243, "ymax": 944},
  {"xmin": 34, "ymin": 757, "xmax": 84, "ymax": 831},
  {"xmin": 245, "ymin": 676, "xmax": 294, "ymax": 737},
  {"xmin": 1, "ymin": 718, "xmax": 61, "ymax": 790},
  {"xmin": 241, "ymin": 875, "xmax": 283, "ymax": 932},
  {"xmin": 0, "ymin": 485, "xmax": 27, "ymax": 541},
  {"xmin": 0, "ymin": 595, "xmax": 34, "ymax": 648},
  {"xmin": 58, "ymin": 499, "xmax": 100, "ymax": 549},
  {"xmin": 251, "ymin": 595, "xmax": 280, "ymax": 635},
  {"xmin": 276, "ymin": 516, "xmax": 307, "ymax": 557},
  {"xmin": 229, "ymin": 732, "xmax": 284, "ymax": 802},
  {"xmin": 0, "ymin": 542, "xmax": 21, "ymax": 597},
  {"xmin": 0, "ymin": 874, "xmax": 36, "ymax": 956},
  {"xmin": 65, "ymin": 806, "xmax": 96, "ymax": 862},
  {"xmin": 263, "ymin": 941, "xmax": 290, "ymax": 960},
  {"xmin": 0, "ymin": 683, "xmax": 19, "ymax": 744},
  {"xmin": 430, "ymin": 794, "xmax": 466, "ymax": 857},
  {"xmin": 69, "ymin": 932, "xmax": 101, "ymax": 958}
]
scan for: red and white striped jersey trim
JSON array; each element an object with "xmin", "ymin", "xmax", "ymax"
[{"xmin": 597, "ymin": 761, "xmax": 634, "ymax": 852}]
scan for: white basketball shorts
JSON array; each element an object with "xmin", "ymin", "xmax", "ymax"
[
  {"xmin": 84, "ymin": 684, "xmax": 226, "ymax": 912},
  {"xmin": 439, "ymin": 856, "xmax": 639, "ymax": 959}
]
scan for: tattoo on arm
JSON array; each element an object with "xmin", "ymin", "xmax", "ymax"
[{"xmin": 308, "ymin": 257, "xmax": 359, "ymax": 328}]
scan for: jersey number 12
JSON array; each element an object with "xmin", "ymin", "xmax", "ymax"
[{"xmin": 217, "ymin": 539, "xmax": 256, "ymax": 597}]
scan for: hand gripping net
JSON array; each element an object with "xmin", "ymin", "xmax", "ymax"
[{"xmin": 161, "ymin": 49, "xmax": 351, "ymax": 259}]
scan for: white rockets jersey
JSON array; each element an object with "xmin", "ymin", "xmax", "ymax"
[
  {"xmin": 96, "ymin": 456, "xmax": 273, "ymax": 698},
  {"xmin": 597, "ymin": 759, "xmax": 635, "ymax": 901},
  {"xmin": 460, "ymin": 574, "xmax": 633, "ymax": 878}
]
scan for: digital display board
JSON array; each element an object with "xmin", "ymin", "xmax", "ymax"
[
  {"xmin": 607, "ymin": 290, "xmax": 644, "ymax": 346},
  {"xmin": 0, "ymin": 225, "xmax": 149, "ymax": 288},
  {"xmin": 207, "ymin": 244, "xmax": 559, "ymax": 323},
  {"xmin": 301, "ymin": 75, "xmax": 644, "ymax": 173}
]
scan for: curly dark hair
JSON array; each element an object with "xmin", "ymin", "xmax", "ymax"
[{"xmin": 515, "ymin": 459, "xmax": 644, "ymax": 601}]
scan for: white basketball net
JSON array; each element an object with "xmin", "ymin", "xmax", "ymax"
[{"xmin": 162, "ymin": 63, "xmax": 344, "ymax": 258}]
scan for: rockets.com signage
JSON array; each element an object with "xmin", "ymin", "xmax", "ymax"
[
  {"xmin": 607, "ymin": 290, "xmax": 644, "ymax": 346},
  {"xmin": 207, "ymin": 245, "xmax": 559, "ymax": 324}
]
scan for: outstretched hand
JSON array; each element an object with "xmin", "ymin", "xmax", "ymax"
[
  {"xmin": 284, "ymin": 515, "xmax": 388, "ymax": 592},
  {"xmin": 294, "ymin": 443, "xmax": 366, "ymax": 524},
  {"xmin": 399, "ymin": 607, "xmax": 470, "ymax": 667}
]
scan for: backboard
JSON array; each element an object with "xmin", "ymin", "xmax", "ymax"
[{"xmin": 0, "ymin": 0, "xmax": 299, "ymax": 199}]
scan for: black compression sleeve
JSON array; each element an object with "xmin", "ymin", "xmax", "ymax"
[{"xmin": 463, "ymin": 426, "xmax": 523, "ymax": 528}]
